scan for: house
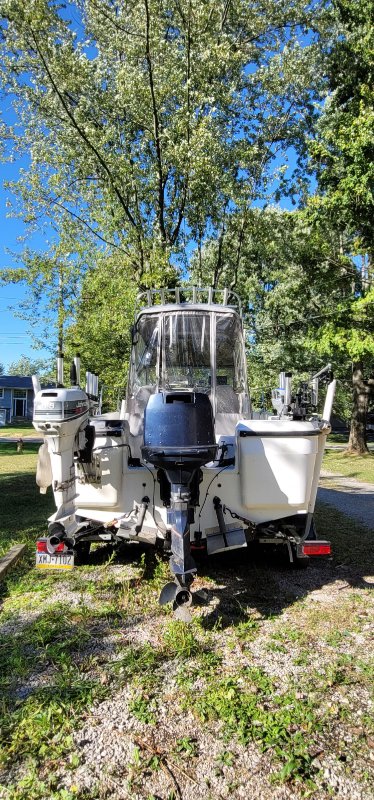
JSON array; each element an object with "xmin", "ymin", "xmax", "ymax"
[{"xmin": 0, "ymin": 376, "xmax": 34, "ymax": 424}]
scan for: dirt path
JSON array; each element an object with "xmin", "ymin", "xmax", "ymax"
[{"xmin": 319, "ymin": 471, "xmax": 374, "ymax": 530}]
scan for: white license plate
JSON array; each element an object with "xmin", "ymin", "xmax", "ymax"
[{"xmin": 35, "ymin": 552, "xmax": 74, "ymax": 570}]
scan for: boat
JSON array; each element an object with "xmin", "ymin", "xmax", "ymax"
[{"xmin": 33, "ymin": 287, "xmax": 336, "ymax": 620}]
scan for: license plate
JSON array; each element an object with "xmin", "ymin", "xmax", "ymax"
[{"xmin": 35, "ymin": 552, "xmax": 74, "ymax": 570}]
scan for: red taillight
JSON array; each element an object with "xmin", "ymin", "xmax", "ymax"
[
  {"xmin": 303, "ymin": 541, "xmax": 331, "ymax": 556},
  {"xmin": 36, "ymin": 539, "xmax": 65, "ymax": 553}
]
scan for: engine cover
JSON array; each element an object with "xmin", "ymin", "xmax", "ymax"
[{"xmin": 141, "ymin": 391, "xmax": 217, "ymax": 482}]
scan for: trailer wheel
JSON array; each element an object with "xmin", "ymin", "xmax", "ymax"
[
  {"xmin": 74, "ymin": 541, "xmax": 91, "ymax": 565},
  {"xmin": 292, "ymin": 553, "xmax": 310, "ymax": 569}
]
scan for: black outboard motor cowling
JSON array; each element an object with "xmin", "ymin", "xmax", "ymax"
[
  {"xmin": 142, "ymin": 391, "xmax": 216, "ymax": 480},
  {"xmin": 142, "ymin": 392, "xmax": 217, "ymax": 618}
]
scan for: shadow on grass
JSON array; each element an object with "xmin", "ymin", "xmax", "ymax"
[{"xmin": 194, "ymin": 500, "xmax": 374, "ymax": 630}]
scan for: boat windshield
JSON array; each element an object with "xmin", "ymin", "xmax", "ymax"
[
  {"xmin": 127, "ymin": 308, "xmax": 247, "ymax": 415},
  {"xmin": 163, "ymin": 312, "xmax": 211, "ymax": 390}
]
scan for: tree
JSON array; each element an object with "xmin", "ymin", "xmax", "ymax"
[
  {"xmin": 307, "ymin": 288, "xmax": 374, "ymax": 453},
  {"xmin": 0, "ymin": 363, "xmax": 4, "ymax": 375},
  {"xmin": 0, "ymin": 219, "xmax": 91, "ymax": 354},
  {"xmin": 190, "ymin": 205, "xmax": 360, "ymax": 416},
  {"xmin": 309, "ymin": 0, "xmax": 373, "ymax": 256},
  {"xmin": 0, "ymin": 0, "xmax": 328, "ymax": 280},
  {"xmin": 307, "ymin": 0, "xmax": 374, "ymax": 452},
  {"xmin": 65, "ymin": 251, "xmax": 138, "ymax": 406},
  {"xmin": 7, "ymin": 354, "xmax": 51, "ymax": 377},
  {"xmin": 0, "ymin": 0, "xmax": 331, "ymax": 396}
]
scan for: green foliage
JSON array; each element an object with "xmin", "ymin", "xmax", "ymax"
[
  {"xmin": 0, "ymin": 228, "xmax": 91, "ymax": 355},
  {"xmin": 0, "ymin": 0, "xmax": 325, "ymax": 272},
  {"xmin": 162, "ymin": 620, "xmax": 202, "ymax": 658},
  {"xmin": 6, "ymin": 354, "xmax": 52, "ymax": 378},
  {"xmin": 174, "ymin": 736, "xmax": 198, "ymax": 757},
  {"xmin": 0, "ymin": 0, "xmax": 332, "ymax": 385},
  {"xmin": 129, "ymin": 693, "xmax": 157, "ymax": 725},
  {"xmin": 309, "ymin": 0, "xmax": 374, "ymax": 255},
  {"xmin": 195, "ymin": 670, "xmax": 321, "ymax": 782}
]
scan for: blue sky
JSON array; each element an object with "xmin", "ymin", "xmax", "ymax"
[{"xmin": 0, "ymin": 162, "xmax": 51, "ymax": 371}]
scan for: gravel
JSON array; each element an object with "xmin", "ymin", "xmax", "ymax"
[{"xmin": 318, "ymin": 471, "xmax": 374, "ymax": 530}]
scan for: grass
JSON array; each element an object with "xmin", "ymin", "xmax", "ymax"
[
  {"xmin": 1, "ymin": 445, "xmax": 374, "ymax": 798},
  {"xmin": 1, "ymin": 423, "xmax": 36, "ymax": 438},
  {"xmin": 322, "ymin": 449, "xmax": 374, "ymax": 483},
  {"xmin": 0, "ymin": 442, "xmax": 53, "ymax": 558},
  {"xmin": 315, "ymin": 500, "xmax": 373, "ymax": 569},
  {"xmin": 194, "ymin": 670, "xmax": 323, "ymax": 783}
]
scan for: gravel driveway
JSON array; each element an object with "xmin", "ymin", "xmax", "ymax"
[{"xmin": 318, "ymin": 471, "xmax": 374, "ymax": 530}]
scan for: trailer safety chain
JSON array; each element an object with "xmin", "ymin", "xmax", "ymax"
[{"xmin": 223, "ymin": 504, "xmax": 253, "ymax": 527}]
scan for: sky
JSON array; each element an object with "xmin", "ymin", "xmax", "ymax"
[
  {"xmin": 0, "ymin": 169, "xmax": 51, "ymax": 371},
  {"xmin": 0, "ymin": 81, "xmax": 52, "ymax": 372}
]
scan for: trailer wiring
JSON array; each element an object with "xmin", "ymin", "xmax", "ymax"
[
  {"xmin": 141, "ymin": 462, "xmax": 170, "ymax": 536},
  {"xmin": 197, "ymin": 464, "xmax": 232, "ymax": 532}
]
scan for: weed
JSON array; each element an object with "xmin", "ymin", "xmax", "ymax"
[
  {"xmin": 325, "ymin": 630, "xmax": 350, "ymax": 647},
  {"xmin": 293, "ymin": 651, "xmax": 310, "ymax": 667},
  {"xmin": 195, "ymin": 670, "xmax": 322, "ymax": 782},
  {"xmin": 175, "ymin": 736, "xmax": 198, "ymax": 757},
  {"xmin": 162, "ymin": 620, "xmax": 202, "ymax": 658},
  {"xmin": 110, "ymin": 643, "xmax": 158, "ymax": 681},
  {"xmin": 235, "ymin": 616, "xmax": 260, "ymax": 640},
  {"xmin": 266, "ymin": 640, "xmax": 287, "ymax": 653},
  {"xmin": 129, "ymin": 693, "xmax": 157, "ymax": 724},
  {"xmin": 216, "ymin": 749, "xmax": 235, "ymax": 767},
  {"xmin": 0, "ymin": 678, "xmax": 109, "ymax": 768}
]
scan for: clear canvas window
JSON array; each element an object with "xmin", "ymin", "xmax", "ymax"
[
  {"xmin": 131, "ymin": 314, "xmax": 160, "ymax": 392},
  {"xmin": 162, "ymin": 312, "xmax": 211, "ymax": 391}
]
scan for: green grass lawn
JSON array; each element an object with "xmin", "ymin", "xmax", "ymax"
[
  {"xmin": 0, "ymin": 443, "xmax": 54, "ymax": 558},
  {"xmin": 1, "ymin": 423, "xmax": 36, "ymax": 438},
  {"xmin": 323, "ymin": 449, "xmax": 374, "ymax": 484}
]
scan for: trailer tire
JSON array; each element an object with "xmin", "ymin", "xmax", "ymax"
[
  {"xmin": 292, "ymin": 555, "xmax": 310, "ymax": 569},
  {"xmin": 74, "ymin": 541, "xmax": 91, "ymax": 565}
]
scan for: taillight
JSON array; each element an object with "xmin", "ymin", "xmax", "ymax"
[
  {"xmin": 302, "ymin": 541, "xmax": 331, "ymax": 556},
  {"xmin": 36, "ymin": 539, "xmax": 65, "ymax": 553}
]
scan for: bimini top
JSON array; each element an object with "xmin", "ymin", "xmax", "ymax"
[{"xmin": 136, "ymin": 286, "xmax": 242, "ymax": 318}]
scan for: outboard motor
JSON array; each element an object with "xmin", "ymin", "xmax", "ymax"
[{"xmin": 142, "ymin": 392, "xmax": 217, "ymax": 620}]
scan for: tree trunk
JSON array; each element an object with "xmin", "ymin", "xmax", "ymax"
[{"xmin": 347, "ymin": 361, "xmax": 369, "ymax": 454}]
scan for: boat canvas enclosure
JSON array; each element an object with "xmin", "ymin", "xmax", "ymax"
[{"xmin": 126, "ymin": 305, "xmax": 249, "ymax": 457}]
